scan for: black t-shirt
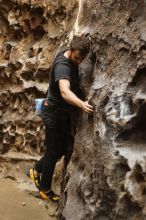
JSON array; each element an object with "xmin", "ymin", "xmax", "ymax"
[{"xmin": 47, "ymin": 47, "xmax": 80, "ymax": 111}]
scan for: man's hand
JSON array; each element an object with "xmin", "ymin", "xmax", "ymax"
[{"xmin": 80, "ymin": 101, "xmax": 93, "ymax": 113}]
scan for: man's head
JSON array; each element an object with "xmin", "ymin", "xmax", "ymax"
[{"xmin": 69, "ymin": 36, "xmax": 90, "ymax": 65}]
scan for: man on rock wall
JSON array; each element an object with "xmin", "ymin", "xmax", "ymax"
[{"xmin": 29, "ymin": 36, "xmax": 93, "ymax": 202}]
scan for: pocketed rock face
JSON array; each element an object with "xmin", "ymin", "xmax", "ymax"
[
  {"xmin": 0, "ymin": 0, "xmax": 77, "ymax": 154},
  {"xmin": 1, "ymin": 0, "xmax": 146, "ymax": 220},
  {"xmin": 62, "ymin": 1, "xmax": 146, "ymax": 220}
]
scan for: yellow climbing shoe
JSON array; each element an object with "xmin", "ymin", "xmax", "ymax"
[
  {"xmin": 40, "ymin": 190, "xmax": 60, "ymax": 203},
  {"xmin": 28, "ymin": 168, "xmax": 41, "ymax": 190}
]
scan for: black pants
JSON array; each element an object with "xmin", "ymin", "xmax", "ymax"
[{"xmin": 35, "ymin": 105, "xmax": 71, "ymax": 191}]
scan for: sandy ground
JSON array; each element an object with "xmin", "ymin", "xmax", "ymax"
[{"xmin": 0, "ymin": 178, "xmax": 56, "ymax": 220}]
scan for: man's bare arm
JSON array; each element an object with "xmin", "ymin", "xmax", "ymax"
[{"xmin": 59, "ymin": 79, "xmax": 93, "ymax": 113}]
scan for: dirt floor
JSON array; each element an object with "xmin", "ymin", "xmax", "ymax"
[
  {"xmin": 0, "ymin": 178, "xmax": 56, "ymax": 220},
  {"xmin": 0, "ymin": 152, "xmax": 61, "ymax": 220},
  {"xmin": 0, "ymin": 176, "xmax": 56, "ymax": 220}
]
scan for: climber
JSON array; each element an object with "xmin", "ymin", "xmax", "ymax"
[{"xmin": 28, "ymin": 36, "xmax": 93, "ymax": 203}]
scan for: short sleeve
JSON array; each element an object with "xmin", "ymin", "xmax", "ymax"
[{"xmin": 54, "ymin": 64, "xmax": 71, "ymax": 82}]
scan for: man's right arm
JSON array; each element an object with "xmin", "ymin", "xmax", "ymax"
[{"xmin": 59, "ymin": 79, "xmax": 93, "ymax": 113}]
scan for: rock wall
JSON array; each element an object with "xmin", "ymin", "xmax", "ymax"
[
  {"xmin": 1, "ymin": 0, "xmax": 146, "ymax": 219},
  {"xmin": 0, "ymin": 0, "xmax": 77, "ymax": 154}
]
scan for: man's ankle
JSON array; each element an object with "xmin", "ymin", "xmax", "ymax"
[
  {"xmin": 33, "ymin": 168, "xmax": 40, "ymax": 175},
  {"xmin": 43, "ymin": 189, "xmax": 51, "ymax": 194}
]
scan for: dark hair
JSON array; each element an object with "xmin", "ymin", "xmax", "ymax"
[{"xmin": 70, "ymin": 36, "xmax": 90, "ymax": 56}]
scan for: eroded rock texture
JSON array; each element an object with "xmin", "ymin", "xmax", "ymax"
[
  {"xmin": 0, "ymin": 0, "xmax": 77, "ymax": 154},
  {"xmin": 1, "ymin": 0, "xmax": 146, "ymax": 219}
]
